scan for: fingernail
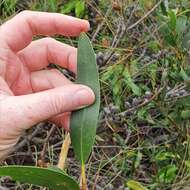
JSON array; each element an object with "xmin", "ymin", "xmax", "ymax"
[
  {"xmin": 83, "ymin": 20, "xmax": 90, "ymax": 31},
  {"xmin": 74, "ymin": 88, "xmax": 95, "ymax": 109}
]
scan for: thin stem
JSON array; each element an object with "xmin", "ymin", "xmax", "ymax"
[
  {"xmin": 57, "ymin": 133, "xmax": 71, "ymax": 170},
  {"xmin": 81, "ymin": 164, "xmax": 87, "ymax": 190}
]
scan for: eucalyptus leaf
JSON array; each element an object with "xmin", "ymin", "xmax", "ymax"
[
  {"xmin": 0, "ymin": 166, "xmax": 79, "ymax": 190},
  {"xmin": 70, "ymin": 33, "xmax": 100, "ymax": 164}
]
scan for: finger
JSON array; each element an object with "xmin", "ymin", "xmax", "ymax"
[
  {"xmin": 0, "ymin": 11, "xmax": 90, "ymax": 52},
  {"xmin": 0, "ymin": 47, "xmax": 22, "ymax": 87},
  {"xmin": 2, "ymin": 84, "xmax": 95, "ymax": 130},
  {"xmin": 18, "ymin": 37, "xmax": 77, "ymax": 73},
  {"xmin": 30, "ymin": 69, "xmax": 72, "ymax": 130},
  {"xmin": 30, "ymin": 69, "xmax": 72, "ymax": 92},
  {"xmin": 11, "ymin": 65, "xmax": 72, "ymax": 95},
  {"xmin": 12, "ymin": 69, "xmax": 74, "ymax": 132}
]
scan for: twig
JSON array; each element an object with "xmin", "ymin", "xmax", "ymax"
[
  {"xmin": 118, "ymin": 87, "xmax": 164, "ymax": 117},
  {"xmin": 104, "ymin": 17, "xmax": 126, "ymax": 64},
  {"xmin": 125, "ymin": 2, "xmax": 139, "ymax": 27},
  {"xmin": 91, "ymin": 7, "xmax": 112, "ymax": 42},
  {"xmin": 57, "ymin": 133, "xmax": 71, "ymax": 170},
  {"xmin": 39, "ymin": 125, "xmax": 56, "ymax": 166},
  {"xmin": 13, "ymin": 123, "xmax": 44, "ymax": 153},
  {"xmin": 126, "ymin": 0, "xmax": 163, "ymax": 31},
  {"xmin": 165, "ymin": 93, "xmax": 190, "ymax": 102}
]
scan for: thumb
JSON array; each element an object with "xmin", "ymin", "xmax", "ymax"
[{"xmin": 2, "ymin": 84, "xmax": 95, "ymax": 130}]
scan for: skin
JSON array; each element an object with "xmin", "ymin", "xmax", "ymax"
[{"xmin": 0, "ymin": 11, "xmax": 95, "ymax": 161}]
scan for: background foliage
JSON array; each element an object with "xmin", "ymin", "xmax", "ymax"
[{"xmin": 1, "ymin": 0, "xmax": 190, "ymax": 189}]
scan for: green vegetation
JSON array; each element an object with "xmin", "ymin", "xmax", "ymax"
[{"xmin": 1, "ymin": 0, "xmax": 190, "ymax": 189}]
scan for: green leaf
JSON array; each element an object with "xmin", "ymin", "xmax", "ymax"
[
  {"xmin": 179, "ymin": 67, "xmax": 189, "ymax": 81},
  {"xmin": 168, "ymin": 10, "xmax": 177, "ymax": 30},
  {"xmin": 185, "ymin": 161, "xmax": 190, "ymax": 171},
  {"xmin": 130, "ymin": 82, "xmax": 141, "ymax": 96},
  {"xmin": 155, "ymin": 151, "xmax": 175, "ymax": 161},
  {"xmin": 158, "ymin": 165, "xmax": 177, "ymax": 183},
  {"xmin": 159, "ymin": 23, "xmax": 176, "ymax": 46},
  {"xmin": 123, "ymin": 69, "xmax": 141, "ymax": 96},
  {"xmin": 61, "ymin": 0, "xmax": 75, "ymax": 14},
  {"xmin": 70, "ymin": 33, "xmax": 100, "ymax": 164},
  {"xmin": 181, "ymin": 110, "xmax": 190, "ymax": 119},
  {"xmin": 127, "ymin": 180, "xmax": 148, "ymax": 190},
  {"xmin": 176, "ymin": 16, "xmax": 187, "ymax": 36},
  {"xmin": 75, "ymin": 1, "xmax": 85, "ymax": 18},
  {"xmin": 134, "ymin": 151, "xmax": 142, "ymax": 169},
  {"xmin": 182, "ymin": 31, "xmax": 190, "ymax": 49},
  {"xmin": 0, "ymin": 166, "xmax": 79, "ymax": 190}
]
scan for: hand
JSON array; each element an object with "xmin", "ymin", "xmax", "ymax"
[{"xmin": 0, "ymin": 11, "xmax": 95, "ymax": 161}]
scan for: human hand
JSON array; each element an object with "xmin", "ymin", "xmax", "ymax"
[{"xmin": 0, "ymin": 11, "xmax": 95, "ymax": 161}]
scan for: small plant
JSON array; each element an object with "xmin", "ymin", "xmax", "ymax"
[
  {"xmin": 0, "ymin": 33, "xmax": 100, "ymax": 190},
  {"xmin": 61, "ymin": 0, "xmax": 85, "ymax": 18},
  {"xmin": 0, "ymin": 0, "xmax": 17, "ymax": 17},
  {"xmin": 159, "ymin": 5, "xmax": 190, "ymax": 50}
]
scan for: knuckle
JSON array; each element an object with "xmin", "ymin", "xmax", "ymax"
[
  {"xmin": 0, "ymin": 48, "xmax": 12, "ymax": 77},
  {"xmin": 17, "ymin": 10, "xmax": 31, "ymax": 17},
  {"xmin": 50, "ymin": 89, "xmax": 77, "ymax": 113},
  {"xmin": 49, "ymin": 93, "xmax": 65, "ymax": 114},
  {"xmin": 0, "ymin": 48, "xmax": 10, "ymax": 63},
  {"xmin": 42, "ymin": 37, "xmax": 55, "ymax": 44},
  {"xmin": 49, "ymin": 68, "xmax": 61, "ymax": 75},
  {"xmin": 41, "ymin": 37, "xmax": 57, "ymax": 61}
]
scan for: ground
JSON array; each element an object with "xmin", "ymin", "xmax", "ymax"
[{"xmin": 1, "ymin": 0, "xmax": 190, "ymax": 190}]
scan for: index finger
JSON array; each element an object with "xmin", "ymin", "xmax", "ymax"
[{"xmin": 0, "ymin": 11, "xmax": 90, "ymax": 52}]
